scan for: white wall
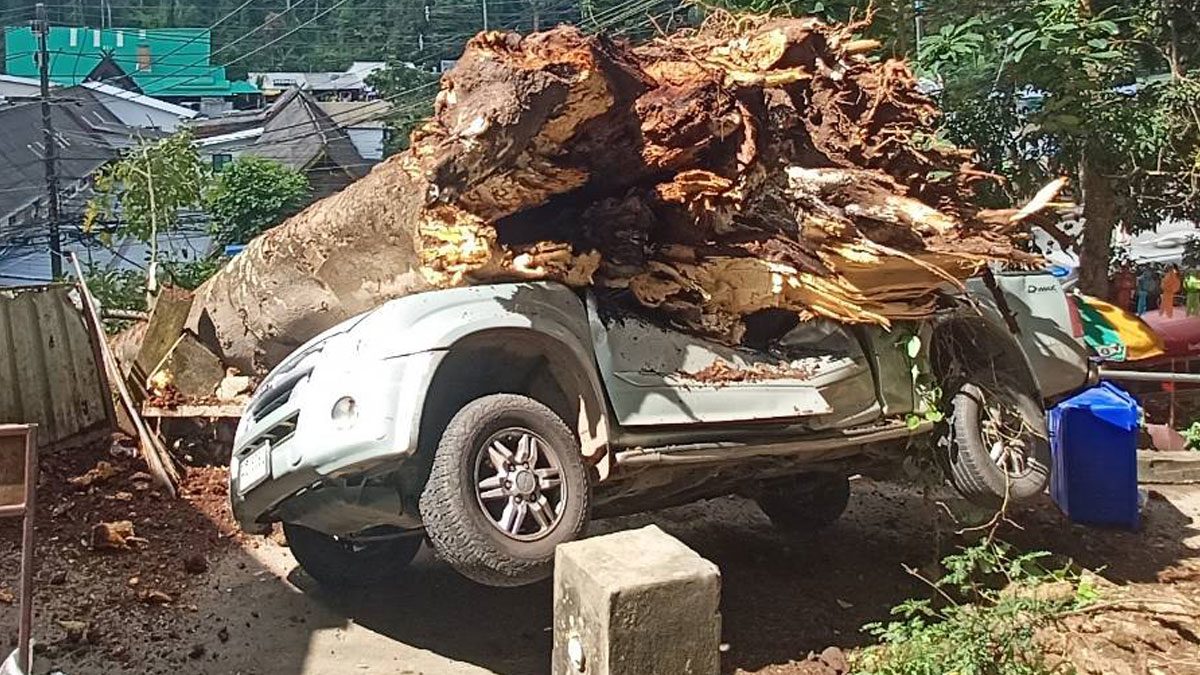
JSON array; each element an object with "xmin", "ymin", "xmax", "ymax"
[{"xmin": 347, "ymin": 126, "xmax": 385, "ymax": 161}]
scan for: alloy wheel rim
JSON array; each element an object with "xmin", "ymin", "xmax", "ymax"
[
  {"xmin": 473, "ymin": 427, "xmax": 566, "ymax": 542},
  {"xmin": 979, "ymin": 392, "xmax": 1031, "ymax": 478}
]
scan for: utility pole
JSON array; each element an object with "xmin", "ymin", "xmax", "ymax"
[
  {"xmin": 482, "ymin": 0, "xmax": 489, "ymax": 31},
  {"xmin": 913, "ymin": 0, "xmax": 924, "ymax": 58},
  {"xmin": 35, "ymin": 2, "xmax": 64, "ymax": 280}
]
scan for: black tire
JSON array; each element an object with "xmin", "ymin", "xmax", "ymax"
[
  {"xmin": 283, "ymin": 522, "xmax": 422, "ymax": 587},
  {"xmin": 754, "ymin": 473, "xmax": 851, "ymax": 533},
  {"xmin": 946, "ymin": 380, "xmax": 1050, "ymax": 508},
  {"xmin": 420, "ymin": 393, "xmax": 591, "ymax": 587}
]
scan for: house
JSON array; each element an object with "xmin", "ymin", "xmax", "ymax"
[
  {"xmin": 316, "ymin": 100, "xmax": 391, "ymax": 160},
  {"xmin": 0, "ymin": 86, "xmax": 147, "ymax": 284},
  {"xmin": 248, "ymin": 62, "xmax": 387, "ymax": 102},
  {"xmin": 0, "ymin": 71, "xmax": 195, "ymax": 131},
  {"xmin": 78, "ymin": 81, "xmax": 198, "ymax": 132},
  {"xmin": 3, "ymin": 26, "xmax": 260, "ymax": 113},
  {"xmin": 0, "ymin": 74, "xmax": 43, "ymax": 103},
  {"xmin": 191, "ymin": 88, "xmax": 374, "ymax": 199}
]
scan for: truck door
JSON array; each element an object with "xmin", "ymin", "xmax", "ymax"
[{"xmin": 587, "ymin": 294, "xmax": 879, "ymax": 428}]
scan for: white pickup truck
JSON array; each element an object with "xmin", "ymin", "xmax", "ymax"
[{"xmin": 230, "ymin": 270, "xmax": 1092, "ymax": 587}]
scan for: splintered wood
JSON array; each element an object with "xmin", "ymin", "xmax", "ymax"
[
  {"xmin": 189, "ymin": 13, "xmax": 1059, "ymax": 371},
  {"xmin": 408, "ymin": 14, "xmax": 1052, "ymax": 342}
]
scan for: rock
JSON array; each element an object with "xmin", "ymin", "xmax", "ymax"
[
  {"xmin": 90, "ymin": 520, "xmax": 147, "ymax": 550},
  {"xmin": 129, "ymin": 472, "xmax": 155, "ymax": 491},
  {"xmin": 189, "ymin": 643, "xmax": 207, "ymax": 659},
  {"xmin": 0, "ymin": 587, "xmax": 14, "ymax": 604},
  {"xmin": 819, "ymin": 646, "xmax": 848, "ymax": 673},
  {"xmin": 49, "ymin": 570, "xmax": 68, "ymax": 585},
  {"xmin": 68, "ymin": 461, "xmax": 120, "ymax": 490},
  {"xmin": 140, "ymin": 590, "xmax": 174, "ymax": 605},
  {"xmin": 215, "ymin": 367, "xmax": 253, "ymax": 402},
  {"xmin": 183, "ymin": 554, "xmax": 208, "ymax": 574},
  {"xmin": 218, "ymin": 627, "xmax": 230, "ymax": 643},
  {"xmin": 1001, "ymin": 580, "xmax": 1076, "ymax": 604},
  {"xmin": 58, "ymin": 620, "xmax": 88, "ymax": 643}
]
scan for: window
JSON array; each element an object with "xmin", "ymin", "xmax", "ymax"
[
  {"xmin": 212, "ymin": 153, "xmax": 233, "ymax": 171},
  {"xmin": 137, "ymin": 44, "xmax": 152, "ymax": 72}
]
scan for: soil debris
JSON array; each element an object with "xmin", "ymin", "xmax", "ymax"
[{"xmin": 686, "ymin": 360, "xmax": 813, "ymax": 383}]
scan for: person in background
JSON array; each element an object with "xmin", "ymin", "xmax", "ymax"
[
  {"xmin": 1137, "ymin": 266, "xmax": 1157, "ymax": 314},
  {"xmin": 1161, "ymin": 264, "xmax": 1182, "ymax": 317},
  {"xmin": 1113, "ymin": 265, "xmax": 1136, "ymax": 311}
]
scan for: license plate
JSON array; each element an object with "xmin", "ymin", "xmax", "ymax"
[{"xmin": 238, "ymin": 443, "xmax": 271, "ymax": 493}]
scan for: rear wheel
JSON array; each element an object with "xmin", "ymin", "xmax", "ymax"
[
  {"xmin": 284, "ymin": 523, "xmax": 422, "ymax": 587},
  {"xmin": 420, "ymin": 394, "xmax": 591, "ymax": 587},
  {"xmin": 754, "ymin": 473, "xmax": 851, "ymax": 533},
  {"xmin": 945, "ymin": 380, "xmax": 1050, "ymax": 508}
]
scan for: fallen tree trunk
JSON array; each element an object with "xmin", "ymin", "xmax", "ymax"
[{"xmin": 188, "ymin": 13, "xmax": 1055, "ymax": 373}]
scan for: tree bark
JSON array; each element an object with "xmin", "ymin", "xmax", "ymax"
[{"xmin": 1077, "ymin": 150, "xmax": 1118, "ymax": 297}]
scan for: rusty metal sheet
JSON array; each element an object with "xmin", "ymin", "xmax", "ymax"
[{"xmin": 0, "ymin": 285, "xmax": 112, "ymax": 448}]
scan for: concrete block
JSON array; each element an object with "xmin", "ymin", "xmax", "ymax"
[
  {"xmin": 1138, "ymin": 450, "xmax": 1200, "ymax": 484},
  {"xmin": 552, "ymin": 525, "xmax": 721, "ymax": 675}
]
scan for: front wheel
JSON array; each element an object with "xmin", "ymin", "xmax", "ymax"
[
  {"xmin": 945, "ymin": 380, "xmax": 1050, "ymax": 508},
  {"xmin": 284, "ymin": 522, "xmax": 422, "ymax": 587},
  {"xmin": 420, "ymin": 394, "xmax": 591, "ymax": 587}
]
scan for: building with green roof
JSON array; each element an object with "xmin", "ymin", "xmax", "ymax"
[{"xmin": 3, "ymin": 26, "xmax": 258, "ymax": 109}]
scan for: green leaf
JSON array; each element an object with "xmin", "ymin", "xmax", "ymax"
[{"xmin": 905, "ymin": 334, "xmax": 922, "ymax": 359}]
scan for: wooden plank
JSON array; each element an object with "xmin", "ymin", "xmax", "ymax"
[
  {"xmin": 71, "ymin": 255, "xmax": 180, "ymax": 496},
  {"xmin": 141, "ymin": 403, "xmax": 245, "ymax": 419},
  {"xmin": 134, "ymin": 286, "xmax": 195, "ymax": 382}
]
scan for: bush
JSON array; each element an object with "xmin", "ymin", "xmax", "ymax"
[
  {"xmin": 205, "ymin": 156, "xmax": 310, "ymax": 247},
  {"xmin": 852, "ymin": 541, "xmax": 1098, "ymax": 675}
]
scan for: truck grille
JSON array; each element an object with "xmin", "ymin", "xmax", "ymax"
[
  {"xmin": 237, "ymin": 411, "xmax": 300, "ymax": 460},
  {"xmin": 249, "ymin": 364, "xmax": 313, "ymax": 421}
]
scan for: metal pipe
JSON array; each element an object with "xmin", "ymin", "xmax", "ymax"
[
  {"xmin": 18, "ymin": 426, "xmax": 37, "ymax": 674},
  {"xmin": 1099, "ymin": 368, "xmax": 1200, "ymax": 384}
]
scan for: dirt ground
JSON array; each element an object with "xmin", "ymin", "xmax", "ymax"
[{"xmin": 1, "ymin": 441, "xmax": 1198, "ymax": 675}]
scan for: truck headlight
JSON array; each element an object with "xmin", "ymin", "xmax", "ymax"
[{"xmin": 331, "ymin": 396, "xmax": 358, "ymax": 429}]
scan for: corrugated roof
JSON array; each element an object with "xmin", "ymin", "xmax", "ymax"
[
  {"xmin": 316, "ymin": 100, "xmax": 392, "ymax": 126},
  {"xmin": 253, "ymin": 89, "xmax": 367, "ymax": 176},
  {"xmin": 0, "ymin": 284, "xmax": 112, "ymax": 448},
  {"xmin": 249, "ymin": 71, "xmax": 369, "ymax": 93},
  {"xmin": 0, "ymin": 87, "xmax": 128, "ymax": 223}
]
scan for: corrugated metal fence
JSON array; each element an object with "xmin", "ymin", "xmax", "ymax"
[{"xmin": 0, "ymin": 284, "xmax": 112, "ymax": 448}]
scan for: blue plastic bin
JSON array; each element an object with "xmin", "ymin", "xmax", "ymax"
[{"xmin": 1048, "ymin": 382, "xmax": 1141, "ymax": 529}]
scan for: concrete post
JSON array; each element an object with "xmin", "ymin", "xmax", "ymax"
[{"xmin": 552, "ymin": 525, "xmax": 721, "ymax": 675}]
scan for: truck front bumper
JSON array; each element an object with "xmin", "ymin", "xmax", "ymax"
[{"xmin": 229, "ymin": 347, "xmax": 446, "ymax": 532}]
